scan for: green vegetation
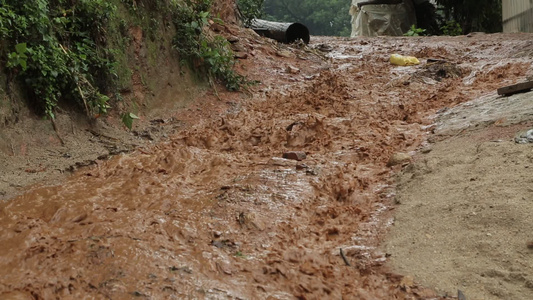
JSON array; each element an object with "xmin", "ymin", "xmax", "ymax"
[
  {"xmin": 6, "ymin": 43, "xmax": 28, "ymax": 71},
  {"xmin": 0, "ymin": 0, "xmax": 247, "ymax": 126},
  {"xmin": 436, "ymin": 0, "xmax": 502, "ymax": 33},
  {"xmin": 237, "ymin": 0, "xmax": 265, "ymax": 27},
  {"xmin": 263, "ymin": 0, "xmax": 351, "ymax": 36},
  {"xmin": 261, "ymin": 0, "xmax": 502, "ymax": 36},
  {"xmin": 0, "ymin": 0, "xmax": 116, "ymax": 119},
  {"xmin": 173, "ymin": 0, "xmax": 247, "ymax": 91},
  {"xmin": 440, "ymin": 20, "xmax": 463, "ymax": 36},
  {"xmin": 404, "ymin": 25, "xmax": 426, "ymax": 37},
  {"xmin": 121, "ymin": 112, "xmax": 139, "ymax": 130},
  {"xmin": 234, "ymin": 251, "xmax": 247, "ymax": 258}
]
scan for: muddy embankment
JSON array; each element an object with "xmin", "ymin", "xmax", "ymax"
[
  {"xmin": 1, "ymin": 7, "xmax": 533, "ymax": 299},
  {"xmin": 0, "ymin": 0, "xmax": 222, "ymax": 201}
]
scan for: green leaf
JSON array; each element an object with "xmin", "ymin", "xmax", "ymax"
[
  {"xmin": 15, "ymin": 43, "xmax": 27, "ymax": 54},
  {"xmin": 19, "ymin": 59, "xmax": 27, "ymax": 70},
  {"xmin": 122, "ymin": 114, "xmax": 133, "ymax": 130},
  {"xmin": 122, "ymin": 113, "xmax": 139, "ymax": 130}
]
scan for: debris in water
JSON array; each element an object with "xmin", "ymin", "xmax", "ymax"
[
  {"xmin": 390, "ymin": 54, "xmax": 420, "ymax": 66},
  {"xmin": 458, "ymin": 289, "xmax": 467, "ymax": 300},
  {"xmin": 340, "ymin": 248, "xmax": 351, "ymax": 266},
  {"xmin": 283, "ymin": 151, "xmax": 307, "ymax": 161},
  {"xmin": 497, "ymin": 80, "xmax": 533, "ymax": 96},
  {"xmin": 387, "ymin": 152, "xmax": 412, "ymax": 167},
  {"xmin": 514, "ymin": 129, "xmax": 533, "ymax": 144}
]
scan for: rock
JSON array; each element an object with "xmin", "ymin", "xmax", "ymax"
[
  {"xmin": 296, "ymin": 163, "xmax": 309, "ymax": 170},
  {"xmin": 169, "ymin": 266, "xmax": 192, "ymax": 274},
  {"xmin": 237, "ymin": 212, "xmax": 264, "ymax": 231},
  {"xmin": 250, "ymin": 135, "xmax": 261, "ymax": 146},
  {"xmin": 283, "ymin": 151, "xmax": 306, "ymax": 161},
  {"xmin": 387, "ymin": 152, "xmax": 412, "ymax": 167},
  {"xmin": 210, "ymin": 23, "xmax": 224, "ymax": 33},
  {"xmin": 400, "ymin": 275, "xmax": 414, "ymax": 288},
  {"xmin": 399, "ymin": 275, "xmax": 415, "ymax": 293},
  {"xmin": 283, "ymin": 249, "xmax": 302, "ymax": 263},
  {"xmin": 230, "ymin": 43, "xmax": 247, "ymax": 53},
  {"xmin": 305, "ymin": 169, "xmax": 318, "ymax": 176},
  {"xmin": 514, "ymin": 129, "xmax": 533, "ymax": 144},
  {"xmin": 286, "ymin": 65, "xmax": 300, "ymax": 74},
  {"xmin": 527, "ymin": 241, "xmax": 533, "ymax": 249},
  {"xmin": 231, "ymin": 43, "xmax": 248, "ymax": 59},
  {"xmin": 276, "ymin": 50, "xmax": 292, "ymax": 58},
  {"xmin": 234, "ymin": 52, "xmax": 248, "ymax": 59},
  {"xmin": 71, "ymin": 212, "xmax": 88, "ymax": 223},
  {"xmin": 211, "ymin": 239, "xmax": 237, "ymax": 249},
  {"xmin": 316, "ymin": 43, "xmax": 333, "ymax": 52},
  {"xmin": 421, "ymin": 147, "xmax": 432, "ymax": 154},
  {"xmin": 216, "ymin": 261, "xmax": 233, "ymax": 275},
  {"xmin": 268, "ymin": 157, "xmax": 297, "ymax": 167},
  {"xmin": 299, "ymin": 261, "xmax": 318, "ymax": 275},
  {"xmin": 227, "ymin": 35, "xmax": 239, "ymax": 43},
  {"xmin": 230, "ymin": 43, "xmax": 245, "ymax": 52}
]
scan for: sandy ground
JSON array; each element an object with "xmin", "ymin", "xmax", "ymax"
[
  {"xmin": 385, "ymin": 92, "xmax": 533, "ymax": 300},
  {"xmin": 1, "ymin": 29, "xmax": 533, "ymax": 299}
]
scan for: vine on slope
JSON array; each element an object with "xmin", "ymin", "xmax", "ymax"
[
  {"xmin": 1, "ymin": 0, "xmax": 116, "ymax": 118},
  {"xmin": 173, "ymin": 0, "xmax": 248, "ymax": 91}
]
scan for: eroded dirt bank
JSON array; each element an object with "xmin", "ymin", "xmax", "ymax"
[{"xmin": 1, "ymin": 33, "xmax": 533, "ymax": 299}]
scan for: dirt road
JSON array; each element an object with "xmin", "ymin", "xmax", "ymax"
[{"xmin": 1, "ymin": 32, "xmax": 532, "ymax": 299}]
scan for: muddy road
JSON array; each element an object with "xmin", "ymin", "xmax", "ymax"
[{"xmin": 1, "ymin": 32, "xmax": 533, "ymax": 299}]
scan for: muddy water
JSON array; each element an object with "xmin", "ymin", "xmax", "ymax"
[{"xmin": 1, "ymin": 34, "xmax": 533, "ymax": 299}]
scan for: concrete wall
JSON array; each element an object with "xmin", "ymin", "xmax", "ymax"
[{"xmin": 503, "ymin": 0, "xmax": 533, "ymax": 32}]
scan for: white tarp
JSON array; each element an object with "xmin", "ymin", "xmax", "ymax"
[{"xmin": 349, "ymin": 0, "xmax": 417, "ymax": 37}]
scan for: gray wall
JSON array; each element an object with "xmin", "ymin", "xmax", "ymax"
[{"xmin": 503, "ymin": 0, "xmax": 533, "ymax": 32}]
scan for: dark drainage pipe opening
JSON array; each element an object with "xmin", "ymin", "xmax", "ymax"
[{"xmin": 250, "ymin": 19, "xmax": 310, "ymax": 44}]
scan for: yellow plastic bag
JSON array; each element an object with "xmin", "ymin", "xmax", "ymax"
[{"xmin": 390, "ymin": 54, "xmax": 420, "ymax": 66}]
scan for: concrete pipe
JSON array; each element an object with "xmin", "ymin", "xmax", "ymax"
[{"xmin": 250, "ymin": 19, "xmax": 310, "ymax": 44}]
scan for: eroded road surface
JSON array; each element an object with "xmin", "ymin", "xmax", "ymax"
[{"xmin": 1, "ymin": 32, "xmax": 533, "ymax": 299}]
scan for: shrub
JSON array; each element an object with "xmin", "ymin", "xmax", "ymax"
[
  {"xmin": 1, "ymin": 0, "xmax": 116, "ymax": 118},
  {"xmin": 237, "ymin": 0, "xmax": 264, "ymax": 27},
  {"xmin": 173, "ymin": 0, "xmax": 247, "ymax": 91}
]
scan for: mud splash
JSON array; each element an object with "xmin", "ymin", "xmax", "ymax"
[{"xmin": 1, "ymin": 33, "xmax": 532, "ymax": 299}]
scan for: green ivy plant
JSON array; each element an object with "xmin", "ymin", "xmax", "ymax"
[
  {"xmin": 173, "ymin": 0, "xmax": 248, "ymax": 91},
  {"xmin": 7, "ymin": 43, "xmax": 28, "ymax": 70},
  {"xmin": 1, "ymin": 0, "xmax": 116, "ymax": 119},
  {"xmin": 1, "ymin": 0, "xmax": 251, "ymax": 130}
]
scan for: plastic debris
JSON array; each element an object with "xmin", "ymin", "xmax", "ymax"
[{"xmin": 390, "ymin": 54, "xmax": 420, "ymax": 66}]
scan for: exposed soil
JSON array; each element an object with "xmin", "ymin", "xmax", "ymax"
[{"xmin": 1, "ymin": 28, "xmax": 533, "ymax": 299}]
